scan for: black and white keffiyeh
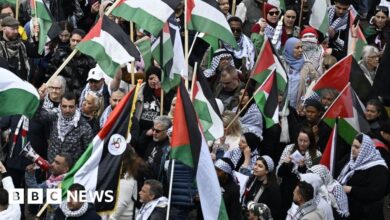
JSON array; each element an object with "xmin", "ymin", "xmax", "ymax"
[
  {"xmin": 57, "ymin": 108, "xmax": 81, "ymax": 142},
  {"xmin": 203, "ymin": 49, "xmax": 235, "ymax": 78},
  {"xmin": 59, "ymin": 201, "xmax": 88, "ymax": 218},
  {"xmin": 337, "ymin": 134, "xmax": 387, "ymax": 185},
  {"xmin": 328, "ymin": 5, "xmax": 349, "ymax": 32},
  {"xmin": 309, "ymin": 165, "xmax": 350, "ymax": 217},
  {"xmin": 223, "ymin": 34, "xmax": 255, "ymax": 70}
]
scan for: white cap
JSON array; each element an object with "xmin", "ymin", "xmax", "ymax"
[{"xmin": 86, "ymin": 65, "xmax": 104, "ymax": 81}]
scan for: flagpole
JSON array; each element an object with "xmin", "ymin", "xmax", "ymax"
[
  {"xmin": 160, "ymin": 89, "xmax": 164, "ymax": 116},
  {"xmin": 33, "ymin": 0, "xmax": 39, "ymax": 41},
  {"xmin": 130, "ymin": 22, "xmax": 135, "ymax": 86},
  {"xmin": 226, "ymin": 69, "xmax": 275, "ymax": 130},
  {"xmin": 190, "ymin": 62, "xmax": 198, "ymax": 101},
  {"xmin": 45, "ymin": 0, "xmax": 123, "ymax": 85},
  {"xmin": 188, "ymin": 32, "xmax": 199, "ymax": 59},
  {"xmin": 232, "ymin": 0, "xmax": 237, "ymax": 16},
  {"xmin": 319, "ymin": 82, "xmax": 351, "ymax": 123},
  {"xmin": 128, "ymin": 80, "xmax": 143, "ymax": 136},
  {"xmin": 298, "ymin": 0, "xmax": 304, "ymax": 28},
  {"xmin": 166, "ymin": 159, "xmax": 175, "ymax": 220},
  {"xmin": 184, "ymin": 0, "xmax": 189, "ymax": 90},
  {"xmin": 15, "ymin": 0, "xmax": 20, "ymax": 20}
]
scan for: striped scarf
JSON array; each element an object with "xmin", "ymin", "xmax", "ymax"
[{"xmin": 328, "ymin": 6, "xmax": 349, "ymax": 32}]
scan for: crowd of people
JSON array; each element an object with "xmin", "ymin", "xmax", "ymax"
[{"xmin": 0, "ymin": 0, "xmax": 390, "ymax": 219}]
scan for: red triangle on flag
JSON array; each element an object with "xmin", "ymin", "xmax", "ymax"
[
  {"xmin": 259, "ymin": 69, "xmax": 275, "ymax": 94},
  {"xmin": 81, "ymin": 17, "xmax": 103, "ymax": 42},
  {"xmin": 313, "ymin": 55, "xmax": 352, "ymax": 92},
  {"xmin": 320, "ymin": 122, "xmax": 337, "ymax": 173},
  {"xmin": 252, "ymin": 40, "xmax": 275, "ymax": 77},
  {"xmin": 171, "ymin": 84, "xmax": 191, "ymax": 149},
  {"xmin": 323, "ymin": 84, "xmax": 354, "ymax": 119},
  {"xmin": 186, "ymin": 0, "xmax": 195, "ymax": 24}
]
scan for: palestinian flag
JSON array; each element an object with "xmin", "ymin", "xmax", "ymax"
[
  {"xmin": 0, "ymin": 68, "xmax": 39, "ymax": 118},
  {"xmin": 76, "ymin": 15, "xmax": 140, "ymax": 77},
  {"xmin": 254, "ymin": 70, "xmax": 279, "ymax": 129},
  {"xmin": 31, "ymin": 0, "xmax": 60, "ymax": 55},
  {"xmin": 111, "ymin": 0, "xmax": 179, "ymax": 36},
  {"xmin": 61, "ymin": 87, "xmax": 136, "ymax": 212},
  {"xmin": 152, "ymin": 19, "xmax": 187, "ymax": 92},
  {"xmin": 309, "ymin": 0, "xmax": 329, "ymax": 35},
  {"xmin": 306, "ymin": 54, "xmax": 371, "ymax": 103},
  {"xmin": 171, "ymin": 80, "xmax": 228, "ymax": 220},
  {"xmin": 251, "ymin": 39, "xmax": 287, "ymax": 93},
  {"xmin": 320, "ymin": 120, "xmax": 337, "ymax": 175},
  {"xmin": 267, "ymin": 0, "xmax": 286, "ymax": 12},
  {"xmin": 348, "ymin": 9, "xmax": 367, "ymax": 60},
  {"xmin": 135, "ymin": 36, "xmax": 152, "ymax": 72},
  {"xmin": 322, "ymin": 84, "xmax": 370, "ymax": 144},
  {"xmin": 186, "ymin": 0, "xmax": 237, "ymax": 48},
  {"xmin": 197, "ymin": 33, "xmax": 219, "ymax": 68},
  {"xmin": 192, "ymin": 70, "xmax": 224, "ymax": 141}
]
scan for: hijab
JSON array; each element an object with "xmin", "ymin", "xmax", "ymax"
[{"xmin": 284, "ymin": 37, "xmax": 305, "ymax": 72}]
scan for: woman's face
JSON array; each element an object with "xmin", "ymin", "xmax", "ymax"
[
  {"xmin": 239, "ymin": 89, "xmax": 249, "ymax": 106},
  {"xmin": 218, "ymin": 0, "xmax": 230, "ymax": 15},
  {"xmin": 351, "ymin": 139, "xmax": 361, "ymax": 160},
  {"xmin": 293, "ymin": 41, "xmax": 303, "ymax": 59},
  {"xmin": 148, "ymin": 74, "xmax": 160, "ymax": 89},
  {"xmin": 366, "ymin": 53, "xmax": 380, "ymax": 68},
  {"xmin": 253, "ymin": 159, "xmax": 268, "ymax": 178},
  {"xmin": 297, "ymin": 132, "xmax": 310, "ymax": 152},
  {"xmin": 267, "ymin": 8, "xmax": 280, "ymax": 24},
  {"xmin": 238, "ymin": 135, "xmax": 248, "ymax": 151},
  {"xmin": 375, "ymin": 11, "xmax": 388, "ymax": 29},
  {"xmin": 284, "ymin": 10, "xmax": 297, "ymax": 27},
  {"xmin": 82, "ymin": 94, "xmax": 96, "ymax": 115},
  {"xmin": 170, "ymin": 98, "xmax": 177, "ymax": 115},
  {"xmin": 59, "ymin": 30, "xmax": 71, "ymax": 43},
  {"xmin": 365, "ymin": 104, "xmax": 380, "ymax": 121}
]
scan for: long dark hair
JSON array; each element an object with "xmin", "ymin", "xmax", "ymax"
[
  {"xmin": 292, "ymin": 126, "xmax": 318, "ymax": 160},
  {"xmin": 256, "ymin": 157, "xmax": 277, "ymax": 188}
]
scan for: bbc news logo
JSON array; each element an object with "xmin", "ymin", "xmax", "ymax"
[{"xmin": 8, "ymin": 189, "xmax": 114, "ymax": 204}]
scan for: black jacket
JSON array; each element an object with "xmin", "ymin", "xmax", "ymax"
[{"xmin": 54, "ymin": 203, "xmax": 101, "ymax": 220}]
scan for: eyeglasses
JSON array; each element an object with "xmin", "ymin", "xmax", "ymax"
[
  {"xmin": 49, "ymin": 86, "xmax": 61, "ymax": 90},
  {"xmin": 268, "ymin": 11, "xmax": 280, "ymax": 16},
  {"xmin": 231, "ymin": 27, "xmax": 242, "ymax": 33},
  {"xmin": 376, "ymin": 6, "xmax": 389, "ymax": 13},
  {"xmin": 152, "ymin": 128, "xmax": 166, "ymax": 133}
]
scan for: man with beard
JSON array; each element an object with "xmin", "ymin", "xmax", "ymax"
[
  {"xmin": 35, "ymin": 91, "xmax": 93, "ymax": 162},
  {"xmin": 203, "ymin": 48, "xmax": 235, "ymax": 88},
  {"xmin": 141, "ymin": 116, "xmax": 171, "ymax": 179},
  {"xmin": 0, "ymin": 16, "xmax": 40, "ymax": 80},
  {"xmin": 224, "ymin": 16, "xmax": 255, "ymax": 76}
]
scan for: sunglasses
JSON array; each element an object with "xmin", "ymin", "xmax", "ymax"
[
  {"xmin": 268, "ymin": 11, "xmax": 280, "ymax": 16},
  {"xmin": 231, "ymin": 27, "xmax": 242, "ymax": 33},
  {"xmin": 152, "ymin": 127, "xmax": 166, "ymax": 133}
]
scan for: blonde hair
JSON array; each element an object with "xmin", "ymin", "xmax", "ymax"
[
  {"xmin": 223, "ymin": 111, "xmax": 241, "ymax": 136},
  {"xmin": 85, "ymin": 91, "xmax": 104, "ymax": 118}
]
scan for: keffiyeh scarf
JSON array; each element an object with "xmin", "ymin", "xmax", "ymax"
[
  {"xmin": 57, "ymin": 108, "xmax": 81, "ymax": 142},
  {"xmin": 223, "ymin": 34, "xmax": 255, "ymax": 70},
  {"xmin": 60, "ymin": 201, "xmax": 89, "ymax": 218},
  {"xmin": 309, "ymin": 165, "xmax": 350, "ymax": 217},
  {"xmin": 136, "ymin": 196, "xmax": 168, "ymax": 220},
  {"xmin": 328, "ymin": 6, "xmax": 349, "ymax": 32},
  {"xmin": 204, "ymin": 49, "xmax": 235, "ymax": 78},
  {"xmin": 99, "ymin": 105, "xmax": 112, "ymax": 128},
  {"xmin": 337, "ymin": 134, "xmax": 387, "ymax": 185}
]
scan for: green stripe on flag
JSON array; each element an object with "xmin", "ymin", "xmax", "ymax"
[
  {"xmin": 0, "ymin": 88, "xmax": 39, "ymax": 118},
  {"xmin": 137, "ymin": 38, "xmax": 152, "ymax": 71},
  {"xmin": 77, "ymin": 41, "xmax": 120, "ymax": 77},
  {"xmin": 218, "ymin": 197, "xmax": 229, "ymax": 220},
  {"xmin": 161, "ymin": 71, "xmax": 180, "ymax": 93},
  {"xmin": 170, "ymin": 144, "xmax": 193, "ymax": 168},
  {"xmin": 61, "ymin": 142, "xmax": 94, "ymax": 198}
]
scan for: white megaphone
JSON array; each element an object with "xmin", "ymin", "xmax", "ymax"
[{"xmin": 19, "ymin": 142, "xmax": 50, "ymax": 171}]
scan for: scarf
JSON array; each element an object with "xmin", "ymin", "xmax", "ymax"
[
  {"xmin": 60, "ymin": 201, "xmax": 89, "ymax": 218},
  {"xmin": 223, "ymin": 34, "xmax": 255, "ymax": 70},
  {"xmin": 328, "ymin": 6, "xmax": 349, "ymax": 32},
  {"xmin": 309, "ymin": 165, "xmax": 349, "ymax": 217},
  {"xmin": 287, "ymin": 198, "xmax": 318, "ymax": 220},
  {"xmin": 277, "ymin": 144, "xmax": 321, "ymax": 175},
  {"xmin": 0, "ymin": 37, "xmax": 30, "ymax": 79},
  {"xmin": 57, "ymin": 108, "xmax": 81, "ymax": 142},
  {"xmin": 203, "ymin": 49, "xmax": 235, "ymax": 78},
  {"xmin": 284, "ymin": 37, "xmax": 305, "ymax": 72},
  {"xmin": 228, "ymin": 147, "xmax": 259, "ymax": 172},
  {"xmin": 302, "ymin": 41, "xmax": 324, "ymax": 72},
  {"xmin": 136, "ymin": 196, "xmax": 168, "ymax": 220},
  {"xmin": 46, "ymin": 174, "xmax": 64, "ymax": 188},
  {"xmin": 337, "ymin": 134, "xmax": 388, "ymax": 185}
]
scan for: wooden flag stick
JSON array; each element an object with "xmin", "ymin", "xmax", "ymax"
[
  {"xmin": 15, "ymin": 0, "xmax": 20, "ymax": 20},
  {"xmin": 184, "ymin": 0, "xmax": 189, "ymax": 90},
  {"xmin": 190, "ymin": 62, "xmax": 198, "ymax": 101}
]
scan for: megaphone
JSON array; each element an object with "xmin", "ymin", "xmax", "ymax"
[{"xmin": 19, "ymin": 142, "xmax": 50, "ymax": 171}]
